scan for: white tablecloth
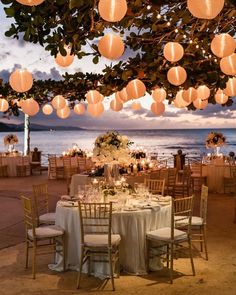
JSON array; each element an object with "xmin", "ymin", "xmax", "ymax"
[
  {"xmin": 50, "ymin": 200, "xmax": 171, "ymax": 275},
  {"xmin": 1, "ymin": 156, "xmax": 29, "ymax": 177}
]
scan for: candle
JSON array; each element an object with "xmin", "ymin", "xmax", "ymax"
[
  {"xmin": 93, "ymin": 178, "xmax": 98, "ymax": 184},
  {"xmin": 149, "ymin": 163, "xmax": 154, "ymax": 169},
  {"xmin": 133, "ymin": 164, "xmax": 137, "ymax": 173},
  {"xmin": 120, "ymin": 176, "xmax": 126, "ymax": 182}
]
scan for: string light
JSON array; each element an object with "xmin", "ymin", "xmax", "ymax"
[
  {"xmin": 189, "ymin": 40, "xmax": 193, "ymax": 44},
  {"xmin": 183, "ymin": 34, "xmax": 187, "ymax": 38},
  {"xmin": 167, "ymin": 21, "xmax": 171, "ymax": 26},
  {"xmin": 196, "ymin": 45, "xmax": 199, "ymax": 49},
  {"xmin": 147, "ymin": 5, "xmax": 151, "ymax": 10},
  {"xmin": 175, "ymin": 29, "xmax": 178, "ymax": 33},
  {"xmin": 157, "ymin": 14, "xmax": 161, "ymax": 19}
]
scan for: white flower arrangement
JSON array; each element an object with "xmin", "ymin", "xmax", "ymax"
[
  {"xmin": 4, "ymin": 134, "xmax": 18, "ymax": 146},
  {"xmin": 63, "ymin": 144, "xmax": 85, "ymax": 157},
  {"xmin": 92, "ymin": 131, "xmax": 134, "ymax": 166}
]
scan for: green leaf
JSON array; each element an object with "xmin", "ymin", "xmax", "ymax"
[
  {"xmin": 93, "ymin": 56, "xmax": 99, "ymax": 64},
  {"xmin": 4, "ymin": 7, "xmax": 15, "ymax": 17}
]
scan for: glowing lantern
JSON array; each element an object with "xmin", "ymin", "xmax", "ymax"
[
  {"xmin": 57, "ymin": 106, "xmax": 70, "ymax": 119},
  {"xmin": 173, "ymin": 90, "xmax": 190, "ymax": 108},
  {"xmin": 55, "ymin": 47, "xmax": 74, "ymax": 67},
  {"xmin": 86, "ymin": 90, "xmax": 102, "ymax": 104},
  {"xmin": 152, "ymin": 88, "xmax": 167, "ymax": 102},
  {"xmin": 224, "ymin": 77, "xmax": 236, "ymax": 96},
  {"xmin": 193, "ymin": 98, "xmax": 208, "ymax": 109},
  {"xmin": 42, "ymin": 104, "xmax": 53, "ymax": 115},
  {"xmin": 220, "ymin": 53, "xmax": 236, "ymax": 76},
  {"xmin": 116, "ymin": 88, "xmax": 130, "ymax": 102},
  {"xmin": 131, "ymin": 102, "xmax": 141, "ymax": 111},
  {"xmin": 74, "ymin": 103, "xmax": 85, "ymax": 115},
  {"xmin": 163, "ymin": 42, "xmax": 184, "ymax": 62},
  {"xmin": 197, "ymin": 85, "xmax": 210, "ymax": 100},
  {"xmin": 52, "ymin": 95, "xmax": 66, "ymax": 110},
  {"xmin": 98, "ymin": 34, "xmax": 124, "ymax": 60},
  {"xmin": 214, "ymin": 89, "xmax": 228, "ymax": 104},
  {"xmin": 98, "ymin": 0, "xmax": 127, "ymax": 22},
  {"xmin": 16, "ymin": 0, "xmax": 44, "ymax": 6},
  {"xmin": 21, "ymin": 98, "xmax": 39, "ymax": 116},
  {"xmin": 9, "ymin": 69, "xmax": 33, "ymax": 93},
  {"xmin": 182, "ymin": 87, "xmax": 198, "ymax": 103},
  {"xmin": 167, "ymin": 66, "xmax": 187, "ymax": 86},
  {"xmin": 187, "ymin": 0, "xmax": 225, "ymax": 19},
  {"xmin": 211, "ymin": 34, "xmax": 235, "ymax": 58},
  {"xmin": 110, "ymin": 99, "xmax": 123, "ymax": 112},
  {"xmin": 126, "ymin": 79, "xmax": 146, "ymax": 99},
  {"xmin": 0, "ymin": 99, "xmax": 9, "ymax": 112},
  {"xmin": 151, "ymin": 102, "xmax": 165, "ymax": 115},
  {"xmin": 88, "ymin": 102, "xmax": 104, "ymax": 117}
]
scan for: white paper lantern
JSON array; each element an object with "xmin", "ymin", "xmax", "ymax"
[
  {"xmin": 197, "ymin": 85, "xmax": 210, "ymax": 100},
  {"xmin": 110, "ymin": 99, "xmax": 123, "ymax": 112},
  {"xmin": 55, "ymin": 47, "xmax": 74, "ymax": 67},
  {"xmin": 151, "ymin": 102, "xmax": 165, "ymax": 115},
  {"xmin": 163, "ymin": 42, "xmax": 184, "ymax": 62},
  {"xmin": 42, "ymin": 104, "xmax": 53, "ymax": 115},
  {"xmin": 9, "ymin": 69, "xmax": 33, "ymax": 93},
  {"xmin": 187, "ymin": 0, "xmax": 225, "ymax": 19},
  {"xmin": 98, "ymin": 0, "xmax": 127, "ymax": 22},
  {"xmin": 16, "ymin": 0, "xmax": 44, "ymax": 6},
  {"xmin": 224, "ymin": 77, "xmax": 236, "ymax": 96},
  {"xmin": 193, "ymin": 98, "xmax": 208, "ymax": 109},
  {"xmin": 167, "ymin": 66, "xmax": 187, "ymax": 86},
  {"xmin": 21, "ymin": 98, "xmax": 39, "ymax": 116},
  {"xmin": 57, "ymin": 106, "xmax": 70, "ymax": 119},
  {"xmin": 220, "ymin": 53, "xmax": 236, "ymax": 76},
  {"xmin": 211, "ymin": 33, "xmax": 236, "ymax": 58},
  {"xmin": 126, "ymin": 79, "xmax": 146, "ymax": 99},
  {"xmin": 152, "ymin": 88, "xmax": 167, "ymax": 102},
  {"xmin": 52, "ymin": 95, "xmax": 66, "ymax": 110},
  {"xmin": 98, "ymin": 34, "xmax": 125, "ymax": 60},
  {"xmin": 0, "ymin": 99, "xmax": 9, "ymax": 112},
  {"xmin": 87, "ymin": 102, "xmax": 104, "ymax": 117},
  {"xmin": 182, "ymin": 87, "xmax": 198, "ymax": 103},
  {"xmin": 74, "ymin": 103, "xmax": 85, "ymax": 115},
  {"xmin": 215, "ymin": 89, "xmax": 228, "ymax": 104}
]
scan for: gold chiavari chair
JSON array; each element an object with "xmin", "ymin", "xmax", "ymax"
[
  {"xmin": 20, "ymin": 195, "xmax": 65, "ymax": 279},
  {"xmin": 48, "ymin": 156, "xmax": 64, "ymax": 179},
  {"xmin": 146, "ymin": 195, "xmax": 195, "ymax": 283},
  {"xmin": 77, "ymin": 202, "xmax": 121, "ymax": 291},
  {"xmin": 189, "ymin": 159, "xmax": 207, "ymax": 191},
  {"xmin": 64, "ymin": 166, "xmax": 78, "ymax": 195},
  {"xmin": 145, "ymin": 179, "xmax": 165, "ymax": 195},
  {"xmin": 16, "ymin": 156, "xmax": 31, "ymax": 177},
  {"xmin": 77, "ymin": 157, "xmax": 87, "ymax": 173},
  {"xmin": 0, "ymin": 156, "xmax": 8, "ymax": 177},
  {"xmin": 33, "ymin": 183, "xmax": 56, "ymax": 225},
  {"xmin": 174, "ymin": 165, "xmax": 192, "ymax": 198},
  {"xmin": 166, "ymin": 168, "xmax": 177, "ymax": 196},
  {"xmin": 223, "ymin": 165, "xmax": 236, "ymax": 193}
]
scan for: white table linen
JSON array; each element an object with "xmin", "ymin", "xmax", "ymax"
[{"xmin": 1, "ymin": 155, "xmax": 30, "ymax": 177}]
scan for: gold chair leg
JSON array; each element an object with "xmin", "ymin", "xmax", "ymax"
[
  {"xmin": 188, "ymin": 238, "xmax": 195, "ymax": 276},
  {"xmin": 25, "ymin": 241, "xmax": 29, "ymax": 269},
  {"xmin": 76, "ymin": 246, "xmax": 84, "ymax": 289},
  {"xmin": 199, "ymin": 227, "xmax": 203, "ymax": 252},
  {"xmin": 169, "ymin": 243, "xmax": 174, "ymax": 284},
  {"xmin": 108, "ymin": 249, "xmax": 115, "ymax": 291},
  {"xmin": 117, "ymin": 246, "xmax": 120, "ymax": 278},
  {"xmin": 32, "ymin": 241, "xmax": 37, "ymax": 279},
  {"xmin": 203, "ymin": 225, "xmax": 208, "ymax": 260}
]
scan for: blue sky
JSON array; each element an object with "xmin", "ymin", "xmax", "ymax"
[{"xmin": 0, "ymin": 3, "xmax": 236, "ymax": 129}]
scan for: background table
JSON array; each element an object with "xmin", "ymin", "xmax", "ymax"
[{"xmin": 1, "ymin": 155, "xmax": 30, "ymax": 177}]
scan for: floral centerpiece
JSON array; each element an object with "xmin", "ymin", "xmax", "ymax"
[
  {"xmin": 205, "ymin": 132, "xmax": 226, "ymax": 148},
  {"xmin": 92, "ymin": 131, "xmax": 134, "ymax": 166},
  {"xmin": 63, "ymin": 144, "xmax": 85, "ymax": 157},
  {"xmin": 101, "ymin": 181, "xmax": 133, "ymax": 198},
  {"xmin": 4, "ymin": 134, "xmax": 18, "ymax": 152}
]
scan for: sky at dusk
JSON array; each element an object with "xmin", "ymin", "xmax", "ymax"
[{"xmin": 0, "ymin": 3, "xmax": 235, "ymax": 130}]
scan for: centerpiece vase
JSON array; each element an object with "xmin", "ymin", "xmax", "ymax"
[
  {"xmin": 104, "ymin": 163, "xmax": 119, "ymax": 184},
  {"xmin": 214, "ymin": 146, "xmax": 220, "ymax": 156},
  {"xmin": 8, "ymin": 144, "xmax": 14, "ymax": 153}
]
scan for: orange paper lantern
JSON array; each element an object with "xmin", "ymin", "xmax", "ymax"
[
  {"xmin": 98, "ymin": 0, "xmax": 127, "ymax": 22},
  {"xmin": 224, "ymin": 77, "xmax": 236, "ymax": 96},
  {"xmin": 197, "ymin": 85, "xmax": 210, "ymax": 100},
  {"xmin": 182, "ymin": 87, "xmax": 198, "ymax": 103},
  {"xmin": 220, "ymin": 53, "xmax": 236, "ymax": 76},
  {"xmin": 86, "ymin": 90, "xmax": 102, "ymax": 104},
  {"xmin": 211, "ymin": 33, "xmax": 235, "ymax": 58},
  {"xmin": 9, "ymin": 69, "xmax": 33, "ymax": 93},
  {"xmin": 0, "ymin": 99, "xmax": 9, "ymax": 112},
  {"xmin": 187, "ymin": 0, "xmax": 225, "ymax": 19},
  {"xmin": 152, "ymin": 88, "xmax": 167, "ymax": 102},
  {"xmin": 21, "ymin": 98, "xmax": 39, "ymax": 116},
  {"xmin": 126, "ymin": 79, "xmax": 146, "ymax": 99},
  {"xmin": 151, "ymin": 102, "xmax": 165, "ymax": 115},
  {"xmin": 74, "ymin": 103, "xmax": 85, "ymax": 115},
  {"xmin": 131, "ymin": 102, "xmax": 142, "ymax": 111},
  {"xmin": 55, "ymin": 47, "xmax": 74, "ymax": 67},
  {"xmin": 98, "ymin": 34, "xmax": 124, "ymax": 60},
  {"xmin": 163, "ymin": 42, "xmax": 184, "ymax": 62},
  {"xmin": 193, "ymin": 98, "xmax": 208, "ymax": 109},
  {"xmin": 16, "ymin": 0, "xmax": 44, "ymax": 6},
  {"xmin": 52, "ymin": 95, "xmax": 66, "ymax": 110},
  {"xmin": 42, "ymin": 104, "xmax": 53, "ymax": 115},
  {"xmin": 116, "ymin": 88, "xmax": 130, "ymax": 102},
  {"xmin": 214, "ymin": 89, "xmax": 228, "ymax": 104},
  {"xmin": 110, "ymin": 99, "xmax": 123, "ymax": 112},
  {"xmin": 167, "ymin": 66, "xmax": 187, "ymax": 86},
  {"xmin": 173, "ymin": 90, "xmax": 190, "ymax": 108},
  {"xmin": 57, "ymin": 106, "xmax": 70, "ymax": 119},
  {"xmin": 88, "ymin": 102, "xmax": 104, "ymax": 117}
]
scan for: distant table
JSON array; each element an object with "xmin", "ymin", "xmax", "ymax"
[{"xmin": 1, "ymin": 155, "xmax": 30, "ymax": 177}]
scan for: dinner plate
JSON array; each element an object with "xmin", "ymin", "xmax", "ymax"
[{"xmin": 123, "ymin": 207, "xmax": 138, "ymax": 211}]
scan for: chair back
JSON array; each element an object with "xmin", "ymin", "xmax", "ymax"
[
  {"xmin": 157, "ymin": 159, "xmax": 167, "ymax": 168},
  {"xmin": 78, "ymin": 202, "xmax": 112, "ymax": 246},
  {"xmin": 78, "ymin": 158, "xmax": 86, "ymax": 172},
  {"xmin": 167, "ymin": 168, "xmax": 177, "ymax": 186},
  {"xmin": 230, "ymin": 166, "xmax": 236, "ymax": 177},
  {"xmin": 20, "ymin": 195, "xmax": 36, "ymax": 238},
  {"xmin": 33, "ymin": 183, "xmax": 49, "ymax": 219},
  {"xmin": 31, "ymin": 151, "xmax": 41, "ymax": 162},
  {"xmin": 189, "ymin": 159, "xmax": 203, "ymax": 176},
  {"xmin": 200, "ymin": 185, "xmax": 208, "ymax": 223},
  {"xmin": 145, "ymin": 179, "xmax": 165, "ymax": 195},
  {"xmin": 63, "ymin": 156, "xmax": 71, "ymax": 168},
  {"xmin": 182, "ymin": 165, "xmax": 192, "ymax": 185}
]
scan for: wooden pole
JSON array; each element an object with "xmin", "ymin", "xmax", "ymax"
[{"xmin": 24, "ymin": 114, "xmax": 30, "ymax": 155}]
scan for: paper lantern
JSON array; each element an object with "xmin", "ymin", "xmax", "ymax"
[
  {"xmin": 86, "ymin": 90, "xmax": 102, "ymax": 104},
  {"xmin": 131, "ymin": 102, "xmax": 141, "ymax": 111},
  {"xmin": 151, "ymin": 102, "xmax": 165, "ymax": 115},
  {"xmin": 197, "ymin": 85, "xmax": 210, "ymax": 100},
  {"xmin": 0, "ymin": 99, "xmax": 9, "ymax": 112},
  {"xmin": 42, "ymin": 104, "xmax": 53, "ymax": 115},
  {"xmin": 163, "ymin": 42, "xmax": 184, "ymax": 62},
  {"xmin": 57, "ymin": 106, "xmax": 70, "ymax": 119},
  {"xmin": 98, "ymin": 0, "xmax": 127, "ymax": 22},
  {"xmin": 52, "ymin": 95, "xmax": 66, "ymax": 110},
  {"xmin": 214, "ymin": 89, "xmax": 228, "ymax": 104},
  {"xmin": 74, "ymin": 103, "xmax": 85, "ymax": 115},
  {"xmin": 16, "ymin": 0, "xmax": 44, "ymax": 6},
  {"xmin": 224, "ymin": 77, "xmax": 236, "ymax": 96},
  {"xmin": 167, "ymin": 66, "xmax": 187, "ymax": 86},
  {"xmin": 187, "ymin": 0, "xmax": 225, "ymax": 19},
  {"xmin": 17, "ymin": 100, "xmax": 23, "ymax": 108},
  {"xmin": 182, "ymin": 87, "xmax": 198, "ymax": 103},
  {"xmin": 193, "ymin": 98, "xmax": 208, "ymax": 109},
  {"xmin": 211, "ymin": 34, "xmax": 235, "ymax": 58},
  {"xmin": 152, "ymin": 88, "xmax": 167, "ymax": 102},
  {"xmin": 21, "ymin": 98, "xmax": 39, "ymax": 116},
  {"xmin": 110, "ymin": 99, "xmax": 123, "ymax": 112},
  {"xmin": 116, "ymin": 88, "xmax": 130, "ymax": 102},
  {"xmin": 220, "ymin": 53, "xmax": 236, "ymax": 76},
  {"xmin": 87, "ymin": 102, "xmax": 104, "ymax": 117},
  {"xmin": 173, "ymin": 90, "xmax": 190, "ymax": 108},
  {"xmin": 55, "ymin": 47, "xmax": 74, "ymax": 67},
  {"xmin": 126, "ymin": 79, "xmax": 146, "ymax": 99},
  {"xmin": 9, "ymin": 69, "xmax": 33, "ymax": 93},
  {"xmin": 98, "ymin": 34, "xmax": 124, "ymax": 60}
]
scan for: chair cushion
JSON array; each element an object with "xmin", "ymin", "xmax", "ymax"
[
  {"xmin": 84, "ymin": 234, "xmax": 121, "ymax": 247},
  {"xmin": 146, "ymin": 227, "xmax": 187, "ymax": 241},
  {"xmin": 175, "ymin": 215, "xmax": 203, "ymax": 226},
  {"xmin": 28, "ymin": 225, "xmax": 64, "ymax": 239},
  {"xmin": 39, "ymin": 212, "xmax": 56, "ymax": 224}
]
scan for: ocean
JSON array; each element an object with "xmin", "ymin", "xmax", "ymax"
[{"xmin": 0, "ymin": 129, "xmax": 235, "ymax": 164}]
